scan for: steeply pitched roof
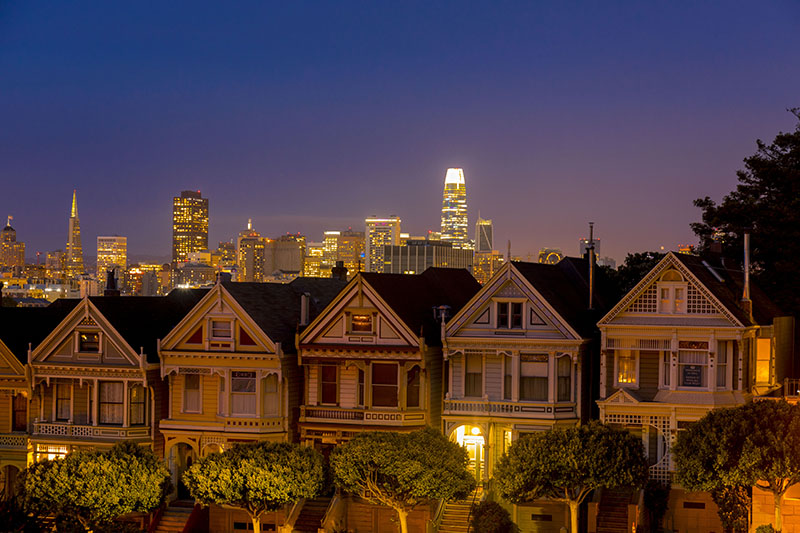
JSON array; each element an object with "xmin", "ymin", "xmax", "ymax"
[
  {"xmin": 0, "ymin": 302, "xmax": 80, "ymax": 364},
  {"xmin": 86, "ymin": 289, "xmax": 209, "ymax": 363},
  {"xmin": 511, "ymin": 257, "xmax": 614, "ymax": 338},
  {"xmin": 360, "ymin": 268, "xmax": 481, "ymax": 346},
  {"xmin": 672, "ymin": 253, "xmax": 783, "ymax": 326},
  {"xmin": 221, "ymin": 277, "xmax": 347, "ymax": 352}
]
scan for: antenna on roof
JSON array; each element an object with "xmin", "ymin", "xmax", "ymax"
[{"xmin": 588, "ymin": 222, "xmax": 595, "ymax": 310}]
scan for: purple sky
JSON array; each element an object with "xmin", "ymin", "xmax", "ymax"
[{"xmin": 1, "ymin": 1, "xmax": 799, "ymax": 263}]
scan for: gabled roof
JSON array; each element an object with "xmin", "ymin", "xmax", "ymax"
[
  {"xmin": 510, "ymin": 257, "xmax": 614, "ymax": 338},
  {"xmin": 360, "ymin": 268, "xmax": 481, "ymax": 346},
  {"xmin": 672, "ymin": 253, "xmax": 783, "ymax": 326},
  {"xmin": 0, "ymin": 303, "xmax": 80, "ymax": 364},
  {"xmin": 221, "ymin": 277, "xmax": 346, "ymax": 352}
]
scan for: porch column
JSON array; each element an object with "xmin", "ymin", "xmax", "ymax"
[
  {"xmin": 512, "ymin": 352, "xmax": 519, "ymax": 401},
  {"xmin": 92, "ymin": 379, "xmax": 99, "ymax": 426},
  {"xmin": 123, "ymin": 381, "xmax": 130, "ymax": 427},
  {"xmin": 69, "ymin": 381, "xmax": 74, "ymax": 423},
  {"xmin": 548, "ymin": 352, "xmax": 556, "ymax": 403}
]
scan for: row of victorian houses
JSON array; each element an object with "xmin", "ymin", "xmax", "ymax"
[{"xmin": 0, "ymin": 252, "xmax": 795, "ymax": 533}]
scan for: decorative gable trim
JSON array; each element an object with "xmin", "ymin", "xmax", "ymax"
[
  {"xmin": 599, "ymin": 388, "xmax": 641, "ymax": 405},
  {"xmin": 598, "ymin": 252, "xmax": 744, "ymax": 327}
]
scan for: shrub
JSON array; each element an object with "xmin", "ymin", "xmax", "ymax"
[{"xmin": 469, "ymin": 500, "xmax": 516, "ymax": 533}]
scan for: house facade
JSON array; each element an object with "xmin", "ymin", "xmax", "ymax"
[
  {"xmin": 597, "ymin": 252, "xmax": 789, "ymax": 532},
  {"xmin": 443, "ymin": 259, "xmax": 609, "ymax": 531}
]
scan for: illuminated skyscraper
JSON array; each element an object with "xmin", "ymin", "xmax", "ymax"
[
  {"xmin": 365, "ymin": 216, "xmax": 401, "ymax": 272},
  {"xmin": 65, "ymin": 190, "xmax": 84, "ymax": 278},
  {"xmin": 1, "ymin": 216, "xmax": 25, "ymax": 271},
  {"xmin": 440, "ymin": 168, "xmax": 469, "ymax": 248},
  {"xmin": 172, "ymin": 190, "xmax": 209, "ymax": 265},
  {"xmin": 475, "ymin": 216, "xmax": 493, "ymax": 253},
  {"xmin": 96, "ymin": 236, "xmax": 128, "ymax": 276},
  {"xmin": 237, "ymin": 219, "xmax": 266, "ymax": 282}
]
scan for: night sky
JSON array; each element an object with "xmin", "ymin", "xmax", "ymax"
[{"xmin": 2, "ymin": 1, "xmax": 799, "ymax": 263}]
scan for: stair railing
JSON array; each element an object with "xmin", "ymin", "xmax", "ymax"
[
  {"xmin": 465, "ymin": 488, "xmax": 480, "ymax": 533},
  {"xmin": 321, "ymin": 492, "xmax": 344, "ymax": 532},
  {"xmin": 284, "ymin": 498, "xmax": 306, "ymax": 530},
  {"xmin": 428, "ymin": 498, "xmax": 447, "ymax": 533}
]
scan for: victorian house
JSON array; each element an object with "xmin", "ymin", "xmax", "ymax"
[
  {"xmin": 443, "ymin": 259, "xmax": 610, "ymax": 530},
  {"xmin": 297, "ymin": 268, "xmax": 480, "ymax": 450},
  {"xmin": 27, "ymin": 291, "xmax": 206, "ymax": 463},
  {"xmin": 597, "ymin": 251, "xmax": 790, "ymax": 532},
  {"xmin": 0, "ymin": 305, "xmax": 75, "ymax": 497}
]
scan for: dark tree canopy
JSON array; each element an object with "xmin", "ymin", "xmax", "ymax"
[
  {"xmin": 20, "ymin": 441, "xmax": 171, "ymax": 531},
  {"xmin": 496, "ymin": 421, "xmax": 648, "ymax": 533},
  {"xmin": 331, "ymin": 428, "xmax": 475, "ymax": 533},
  {"xmin": 603, "ymin": 251, "xmax": 667, "ymax": 297},
  {"xmin": 691, "ymin": 109, "xmax": 800, "ymax": 316},
  {"xmin": 674, "ymin": 400, "xmax": 800, "ymax": 532},
  {"xmin": 183, "ymin": 441, "xmax": 325, "ymax": 533}
]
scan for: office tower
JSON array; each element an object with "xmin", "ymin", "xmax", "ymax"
[
  {"xmin": 473, "ymin": 250, "xmax": 505, "ymax": 284},
  {"xmin": 1, "ymin": 216, "xmax": 26, "ymax": 270},
  {"xmin": 96, "ymin": 236, "xmax": 127, "ymax": 276},
  {"xmin": 216, "ymin": 241, "xmax": 236, "ymax": 267},
  {"xmin": 440, "ymin": 168, "xmax": 470, "ymax": 248},
  {"xmin": 303, "ymin": 243, "xmax": 324, "ymax": 277},
  {"xmin": 45, "ymin": 250, "xmax": 66, "ymax": 280},
  {"xmin": 65, "ymin": 190, "xmax": 84, "ymax": 278},
  {"xmin": 265, "ymin": 234, "xmax": 305, "ymax": 276},
  {"xmin": 365, "ymin": 216, "xmax": 401, "ymax": 273},
  {"xmin": 384, "ymin": 240, "xmax": 473, "ymax": 274},
  {"xmin": 475, "ymin": 217, "xmax": 493, "ymax": 253},
  {"xmin": 538, "ymin": 248, "xmax": 563, "ymax": 265},
  {"xmin": 579, "ymin": 237, "xmax": 600, "ymax": 257},
  {"xmin": 172, "ymin": 190, "xmax": 209, "ymax": 265},
  {"xmin": 323, "ymin": 231, "xmax": 340, "ymax": 269},
  {"xmin": 338, "ymin": 229, "xmax": 365, "ymax": 277},
  {"xmin": 237, "ymin": 219, "xmax": 266, "ymax": 282}
]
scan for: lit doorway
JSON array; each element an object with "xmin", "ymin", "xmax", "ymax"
[{"xmin": 452, "ymin": 425, "xmax": 485, "ymax": 482}]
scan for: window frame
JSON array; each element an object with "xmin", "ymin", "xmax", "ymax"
[
  {"xmin": 613, "ymin": 349, "xmax": 639, "ymax": 388},
  {"xmin": 183, "ymin": 373, "xmax": 202, "ymax": 414},
  {"xmin": 77, "ymin": 331, "xmax": 101, "ymax": 353},
  {"xmin": 129, "ymin": 383, "xmax": 147, "ymax": 426},
  {"xmin": 556, "ymin": 354, "xmax": 572, "ymax": 402},
  {"xmin": 12, "ymin": 393, "xmax": 27, "ymax": 432},
  {"xmin": 230, "ymin": 371, "xmax": 257, "ymax": 416},
  {"xmin": 406, "ymin": 365, "xmax": 421, "ymax": 408},
  {"xmin": 55, "ymin": 382, "xmax": 71, "ymax": 421},
  {"xmin": 99, "ymin": 381, "xmax": 124, "ymax": 426},
  {"xmin": 348, "ymin": 312, "xmax": 375, "ymax": 335},
  {"xmin": 495, "ymin": 301, "xmax": 524, "ymax": 330},
  {"xmin": 371, "ymin": 362, "xmax": 399, "ymax": 408},
  {"xmin": 210, "ymin": 319, "xmax": 233, "ymax": 340},
  {"xmin": 464, "ymin": 352, "xmax": 483, "ymax": 398},
  {"xmin": 319, "ymin": 365, "xmax": 338, "ymax": 405},
  {"xmin": 519, "ymin": 353, "xmax": 549, "ymax": 402}
]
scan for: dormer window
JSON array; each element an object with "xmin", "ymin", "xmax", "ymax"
[
  {"xmin": 211, "ymin": 320, "xmax": 232, "ymax": 339},
  {"xmin": 497, "ymin": 302, "xmax": 523, "ymax": 329},
  {"xmin": 350, "ymin": 313, "xmax": 374, "ymax": 334},
  {"xmin": 657, "ymin": 270, "xmax": 687, "ymax": 314},
  {"xmin": 78, "ymin": 332, "xmax": 100, "ymax": 352}
]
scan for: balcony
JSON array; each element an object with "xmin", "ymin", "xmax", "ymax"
[
  {"xmin": 32, "ymin": 422, "xmax": 150, "ymax": 440},
  {"xmin": 300, "ymin": 405, "xmax": 427, "ymax": 426},
  {"xmin": 443, "ymin": 398, "xmax": 576, "ymax": 419},
  {"xmin": 159, "ymin": 416, "xmax": 285, "ymax": 434},
  {"xmin": 0, "ymin": 433, "xmax": 27, "ymax": 449}
]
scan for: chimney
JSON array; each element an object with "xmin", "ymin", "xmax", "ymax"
[
  {"xmin": 104, "ymin": 268, "xmax": 120, "ymax": 297},
  {"xmin": 300, "ymin": 292, "xmax": 311, "ymax": 326},
  {"xmin": 741, "ymin": 232, "xmax": 752, "ymax": 321},
  {"xmin": 588, "ymin": 222, "xmax": 595, "ymax": 310},
  {"xmin": 331, "ymin": 260, "xmax": 348, "ymax": 281}
]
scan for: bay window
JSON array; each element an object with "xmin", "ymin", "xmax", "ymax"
[
  {"xmin": 557, "ymin": 355, "xmax": 571, "ymax": 401},
  {"xmin": 678, "ymin": 341, "xmax": 709, "ymax": 388},
  {"xmin": 129, "ymin": 383, "xmax": 146, "ymax": 425},
  {"xmin": 262, "ymin": 374, "xmax": 279, "ymax": 416},
  {"xmin": 183, "ymin": 374, "xmax": 201, "ymax": 413},
  {"xmin": 231, "ymin": 371, "xmax": 256, "ymax": 415},
  {"xmin": 13, "ymin": 393, "xmax": 26, "ymax": 432},
  {"xmin": 616, "ymin": 350, "xmax": 637, "ymax": 385},
  {"xmin": 372, "ymin": 363, "xmax": 398, "ymax": 407},
  {"xmin": 465, "ymin": 352, "xmax": 483, "ymax": 397},
  {"xmin": 520, "ymin": 354, "xmax": 548, "ymax": 401},
  {"xmin": 320, "ymin": 365, "xmax": 338, "ymax": 405},
  {"xmin": 406, "ymin": 366, "xmax": 420, "ymax": 408},
  {"xmin": 56, "ymin": 383, "xmax": 71, "ymax": 421},
  {"xmin": 99, "ymin": 382, "xmax": 124, "ymax": 425}
]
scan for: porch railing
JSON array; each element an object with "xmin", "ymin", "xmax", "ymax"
[
  {"xmin": 0, "ymin": 433, "xmax": 27, "ymax": 448},
  {"xmin": 300, "ymin": 406, "xmax": 427, "ymax": 426},
  {"xmin": 33, "ymin": 422, "xmax": 150, "ymax": 439},
  {"xmin": 443, "ymin": 398, "xmax": 576, "ymax": 417}
]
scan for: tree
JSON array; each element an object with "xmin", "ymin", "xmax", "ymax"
[
  {"xmin": 602, "ymin": 251, "xmax": 666, "ymax": 297},
  {"xmin": 495, "ymin": 421, "xmax": 648, "ymax": 533},
  {"xmin": 182, "ymin": 441, "xmax": 325, "ymax": 533},
  {"xmin": 691, "ymin": 109, "xmax": 800, "ymax": 316},
  {"xmin": 673, "ymin": 400, "xmax": 800, "ymax": 533},
  {"xmin": 330, "ymin": 428, "xmax": 476, "ymax": 533},
  {"xmin": 20, "ymin": 441, "xmax": 171, "ymax": 531}
]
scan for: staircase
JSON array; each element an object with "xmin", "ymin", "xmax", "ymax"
[
  {"xmin": 293, "ymin": 496, "xmax": 332, "ymax": 532},
  {"xmin": 438, "ymin": 490, "xmax": 480, "ymax": 533},
  {"xmin": 596, "ymin": 488, "xmax": 632, "ymax": 533},
  {"xmin": 153, "ymin": 502, "xmax": 194, "ymax": 533}
]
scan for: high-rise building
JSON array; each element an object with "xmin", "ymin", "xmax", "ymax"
[
  {"xmin": 365, "ymin": 216, "xmax": 401, "ymax": 272},
  {"xmin": 237, "ymin": 219, "xmax": 266, "ymax": 282},
  {"xmin": 337, "ymin": 229, "xmax": 365, "ymax": 277},
  {"xmin": 65, "ymin": 190, "xmax": 84, "ymax": 278},
  {"xmin": 303, "ymin": 242, "xmax": 325, "ymax": 277},
  {"xmin": 475, "ymin": 217, "xmax": 493, "ymax": 253},
  {"xmin": 265, "ymin": 234, "xmax": 305, "ymax": 276},
  {"xmin": 440, "ymin": 168, "xmax": 470, "ymax": 248},
  {"xmin": 473, "ymin": 250, "xmax": 505, "ymax": 285},
  {"xmin": 172, "ymin": 190, "xmax": 209, "ymax": 265},
  {"xmin": 384, "ymin": 240, "xmax": 473, "ymax": 274},
  {"xmin": 579, "ymin": 237, "xmax": 600, "ymax": 257},
  {"xmin": 1, "ymin": 216, "xmax": 25, "ymax": 271},
  {"xmin": 96, "ymin": 236, "xmax": 127, "ymax": 275}
]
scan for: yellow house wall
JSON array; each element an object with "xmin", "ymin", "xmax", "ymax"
[
  {"xmin": 344, "ymin": 500, "xmax": 430, "ymax": 533},
  {"xmin": 513, "ymin": 501, "xmax": 569, "ymax": 533},
  {"xmin": 171, "ymin": 374, "xmax": 221, "ymax": 422},
  {"xmin": 753, "ymin": 485, "xmax": 800, "ymax": 533},
  {"xmin": 208, "ymin": 505, "xmax": 284, "ymax": 533},
  {"xmin": 0, "ymin": 393, "xmax": 11, "ymax": 433},
  {"xmin": 664, "ymin": 489, "xmax": 724, "ymax": 533}
]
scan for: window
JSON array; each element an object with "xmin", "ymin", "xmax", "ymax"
[
  {"xmin": 231, "ymin": 371, "xmax": 256, "ymax": 415},
  {"xmin": 658, "ymin": 271, "xmax": 687, "ymax": 314},
  {"xmin": 557, "ymin": 355, "xmax": 571, "ymax": 401},
  {"xmin": 465, "ymin": 352, "xmax": 482, "ymax": 397},
  {"xmin": 217, "ymin": 376, "xmax": 226, "ymax": 415},
  {"xmin": 616, "ymin": 350, "xmax": 637, "ymax": 385},
  {"xmin": 129, "ymin": 384, "xmax": 146, "ymax": 425},
  {"xmin": 56, "ymin": 383, "xmax": 71, "ymax": 421},
  {"xmin": 350, "ymin": 314, "xmax": 373, "ymax": 333},
  {"xmin": 717, "ymin": 341, "xmax": 730, "ymax": 388},
  {"xmin": 320, "ymin": 365, "xmax": 338, "ymax": 405},
  {"xmin": 520, "ymin": 354, "xmax": 548, "ymax": 401},
  {"xmin": 184, "ymin": 374, "xmax": 201, "ymax": 413},
  {"xmin": 357, "ymin": 369, "xmax": 365, "ymax": 407},
  {"xmin": 662, "ymin": 352, "xmax": 671, "ymax": 387},
  {"xmin": 503, "ymin": 355, "xmax": 512, "ymax": 400},
  {"xmin": 678, "ymin": 341, "xmax": 709, "ymax": 388},
  {"xmin": 12, "ymin": 393, "xmax": 26, "ymax": 432},
  {"xmin": 497, "ymin": 302, "xmax": 523, "ymax": 329},
  {"xmin": 262, "ymin": 374, "xmax": 279, "ymax": 416},
  {"xmin": 78, "ymin": 332, "xmax": 99, "ymax": 352},
  {"xmin": 211, "ymin": 320, "xmax": 232, "ymax": 338},
  {"xmin": 372, "ymin": 363, "xmax": 398, "ymax": 407},
  {"xmin": 406, "ymin": 366, "xmax": 420, "ymax": 408},
  {"xmin": 99, "ymin": 382, "xmax": 124, "ymax": 425}
]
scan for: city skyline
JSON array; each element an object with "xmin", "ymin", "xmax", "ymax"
[{"xmin": 2, "ymin": 2, "xmax": 800, "ymax": 262}]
